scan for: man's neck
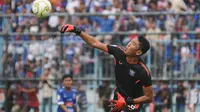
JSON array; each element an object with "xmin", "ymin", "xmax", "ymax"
[
  {"xmin": 126, "ymin": 56, "xmax": 140, "ymax": 64},
  {"xmin": 65, "ymin": 87, "xmax": 71, "ymax": 91}
]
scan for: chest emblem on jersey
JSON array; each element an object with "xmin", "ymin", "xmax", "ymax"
[
  {"xmin": 64, "ymin": 95, "xmax": 67, "ymax": 98},
  {"xmin": 129, "ymin": 69, "xmax": 135, "ymax": 76}
]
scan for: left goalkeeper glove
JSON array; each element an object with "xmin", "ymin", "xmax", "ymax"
[{"xmin": 109, "ymin": 92, "xmax": 134, "ymax": 112}]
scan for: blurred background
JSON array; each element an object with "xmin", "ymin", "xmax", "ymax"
[{"xmin": 0, "ymin": 0, "xmax": 200, "ymax": 112}]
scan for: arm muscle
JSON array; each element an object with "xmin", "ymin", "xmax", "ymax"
[
  {"xmin": 79, "ymin": 32, "xmax": 107, "ymax": 52},
  {"xmin": 133, "ymin": 86, "xmax": 153, "ymax": 104}
]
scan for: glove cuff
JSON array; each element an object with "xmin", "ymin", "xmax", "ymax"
[
  {"xmin": 74, "ymin": 27, "xmax": 82, "ymax": 35},
  {"xmin": 125, "ymin": 97, "xmax": 134, "ymax": 105}
]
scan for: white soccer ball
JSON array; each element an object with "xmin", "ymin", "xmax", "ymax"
[{"xmin": 32, "ymin": 0, "xmax": 52, "ymax": 18}]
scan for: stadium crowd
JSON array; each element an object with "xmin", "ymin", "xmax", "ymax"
[{"xmin": 0, "ymin": 0, "xmax": 200, "ymax": 112}]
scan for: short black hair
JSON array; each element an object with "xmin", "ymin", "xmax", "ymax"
[
  {"xmin": 138, "ymin": 36, "xmax": 150, "ymax": 55},
  {"xmin": 62, "ymin": 75, "xmax": 73, "ymax": 81}
]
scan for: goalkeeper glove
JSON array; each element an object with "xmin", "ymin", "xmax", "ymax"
[
  {"xmin": 109, "ymin": 92, "xmax": 134, "ymax": 112},
  {"xmin": 60, "ymin": 24, "xmax": 81, "ymax": 35}
]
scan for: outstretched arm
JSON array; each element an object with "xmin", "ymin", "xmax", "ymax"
[
  {"xmin": 60, "ymin": 24, "xmax": 107, "ymax": 52},
  {"xmin": 79, "ymin": 32, "xmax": 107, "ymax": 51}
]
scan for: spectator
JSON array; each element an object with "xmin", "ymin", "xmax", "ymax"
[
  {"xmin": 28, "ymin": 35, "xmax": 42, "ymax": 57},
  {"xmin": 157, "ymin": 0, "xmax": 168, "ymax": 11},
  {"xmin": 72, "ymin": 57, "xmax": 81, "ymax": 76},
  {"xmin": 34, "ymin": 57, "xmax": 42, "ymax": 78},
  {"xmin": 176, "ymin": 81, "xmax": 187, "ymax": 112},
  {"xmin": 48, "ymin": 8, "xmax": 59, "ymax": 31},
  {"xmin": 60, "ymin": 60, "xmax": 73, "ymax": 76},
  {"xmin": 195, "ymin": 28, "xmax": 200, "ymax": 62},
  {"xmin": 22, "ymin": 81, "xmax": 39, "ymax": 112},
  {"xmin": 186, "ymin": 81, "xmax": 198, "ymax": 112},
  {"xmin": 170, "ymin": 0, "xmax": 187, "ymax": 12},
  {"xmin": 29, "ymin": 17, "xmax": 40, "ymax": 33},
  {"xmin": 127, "ymin": 16, "xmax": 140, "ymax": 32},
  {"xmin": 11, "ymin": 82, "xmax": 25, "ymax": 112},
  {"xmin": 76, "ymin": 81, "xmax": 88, "ymax": 112},
  {"xmin": 180, "ymin": 40, "xmax": 190, "ymax": 76},
  {"xmin": 0, "ymin": 88, "xmax": 4, "ymax": 106},
  {"xmin": 65, "ymin": 0, "xmax": 80, "ymax": 14},
  {"xmin": 156, "ymin": 15, "xmax": 166, "ymax": 31},
  {"xmin": 148, "ymin": 0, "xmax": 158, "ymax": 11},
  {"xmin": 97, "ymin": 81, "xmax": 112, "ymax": 112},
  {"xmin": 2, "ymin": 53, "xmax": 15, "ymax": 77},
  {"xmin": 153, "ymin": 81, "xmax": 162, "ymax": 112},
  {"xmin": 57, "ymin": 75, "xmax": 78, "ymax": 112},
  {"xmin": 135, "ymin": 0, "xmax": 148, "ymax": 12},
  {"xmin": 90, "ymin": 10, "xmax": 115, "ymax": 44},
  {"xmin": 2, "ymin": 6, "xmax": 14, "ymax": 34},
  {"xmin": 78, "ymin": 17, "xmax": 94, "ymax": 33},
  {"xmin": 188, "ymin": 42, "xmax": 196, "ymax": 77},
  {"xmin": 39, "ymin": 65, "xmax": 56, "ymax": 112},
  {"xmin": 159, "ymin": 83, "xmax": 172, "ymax": 112},
  {"xmin": 172, "ymin": 47, "xmax": 181, "ymax": 77},
  {"xmin": 1, "ymin": 81, "xmax": 15, "ymax": 112}
]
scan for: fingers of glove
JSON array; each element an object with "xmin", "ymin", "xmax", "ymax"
[
  {"xmin": 60, "ymin": 26, "xmax": 64, "ymax": 33},
  {"xmin": 111, "ymin": 107, "xmax": 122, "ymax": 112},
  {"xmin": 111, "ymin": 107, "xmax": 118, "ymax": 112},
  {"xmin": 116, "ymin": 92, "xmax": 123, "ymax": 99},
  {"xmin": 108, "ymin": 103, "xmax": 116, "ymax": 108},
  {"xmin": 109, "ymin": 100, "xmax": 117, "ymax": 103},
  {"xmin": 65, "ymin": 24, "xmax": 74, "ymax": 32},
  {"xmin": 60, "ymin": 25, "xmax": 68, "ymax": 33}
]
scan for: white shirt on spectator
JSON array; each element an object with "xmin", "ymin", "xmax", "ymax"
[
  {"xmin": 187, "ymin": 88, "xmax": 198, "ymax": 108},
  {"xmin": 170, "ymin": 0, "xmax": 187, "ymax": 12},
  {"xmin": 39, "ymin": 74, "xmax": 55, "ymax": 98},
  {"xmin": 65, "ymin": 0, "xmax": 80, "ymax": 14},
  {"xmin": 28, "ymin": 42, "xmax": 42, "ymax": 57},
  {"xmin": 181, "ymin": 45, "xmax": 190, "ymax": 63},
  {"xmin": 48, "ymin": 15, "xmax": 59, "ymax": 28},
  {"xmin": 43, "ymin": 38, "xmax": 56, "ymax": 60}
]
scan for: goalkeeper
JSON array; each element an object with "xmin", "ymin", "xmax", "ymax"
[{"xmin": 60, "ymin": 24, "xmax": 153, "ymax": 112}]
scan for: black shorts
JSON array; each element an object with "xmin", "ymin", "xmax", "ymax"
[
  {"xmin": 109, "ymin": 104, "xmax": 143, "ymax": 112},
  {"xmin": 122, "ymin": 104, "xmax": 143, "ymax": 112}
]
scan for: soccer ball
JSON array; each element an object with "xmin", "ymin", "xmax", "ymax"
[{"xmin": 32, "ymin": 0, "xmax": 52, "ymax": 18}]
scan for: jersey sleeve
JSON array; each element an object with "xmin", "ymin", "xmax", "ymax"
[
  {"xmin": 140, "ymin": 71, "xmax": 152, "ymax": 87},
  {"xmin": 57, "ymin": 89, "xmax": 64, "ymax": 105},
  {"xmin": 106, "ymin": 45, "xmax": 125, "ymax": 58}
]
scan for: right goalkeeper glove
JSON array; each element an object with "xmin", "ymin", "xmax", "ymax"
[{"xmin": 60, "ymin": 24, "xmax": 81, "ymax": 35}]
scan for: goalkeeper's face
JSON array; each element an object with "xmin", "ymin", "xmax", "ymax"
[
  {"xmin": 63, "ymin": 77, "xmax": 73, "ymax": 88},
  {"xmin": 125, "ymin": 37, "xmax": 142, "ymax": 57}
]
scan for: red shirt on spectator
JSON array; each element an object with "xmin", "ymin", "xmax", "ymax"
[
  {"xmin": 27, "ymin": 88, "xmax": 39, "ymax": 107},
  {"xmin": 196, "ymin": 44, "xmax": 200, "ymax": 61},
  {"xmin": 15, "ymin": 84, "xmax": 25, "ymax": 106},
  {"xmin": 23, "ymin": 85, "xmax": 39, "ymax": 107},
  {"xmin": 0, "ymin": 0, "xmax": 4, "ymax": 5}
]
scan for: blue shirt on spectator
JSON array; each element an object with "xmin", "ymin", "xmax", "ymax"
[
  {"xmin": 165, "ymin": 42, "xmax": 173, "ymax": 60},
  {"xmin": 89, "ymin": 16, "xmax": 114, "ymax": 32},
  {"xmin": 173, "ymin": 50, "xmax": 181, "ymax": 71},
  {"xmin": 57, "ymin": 87, "xmax": 77, "ymax": 112}
]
